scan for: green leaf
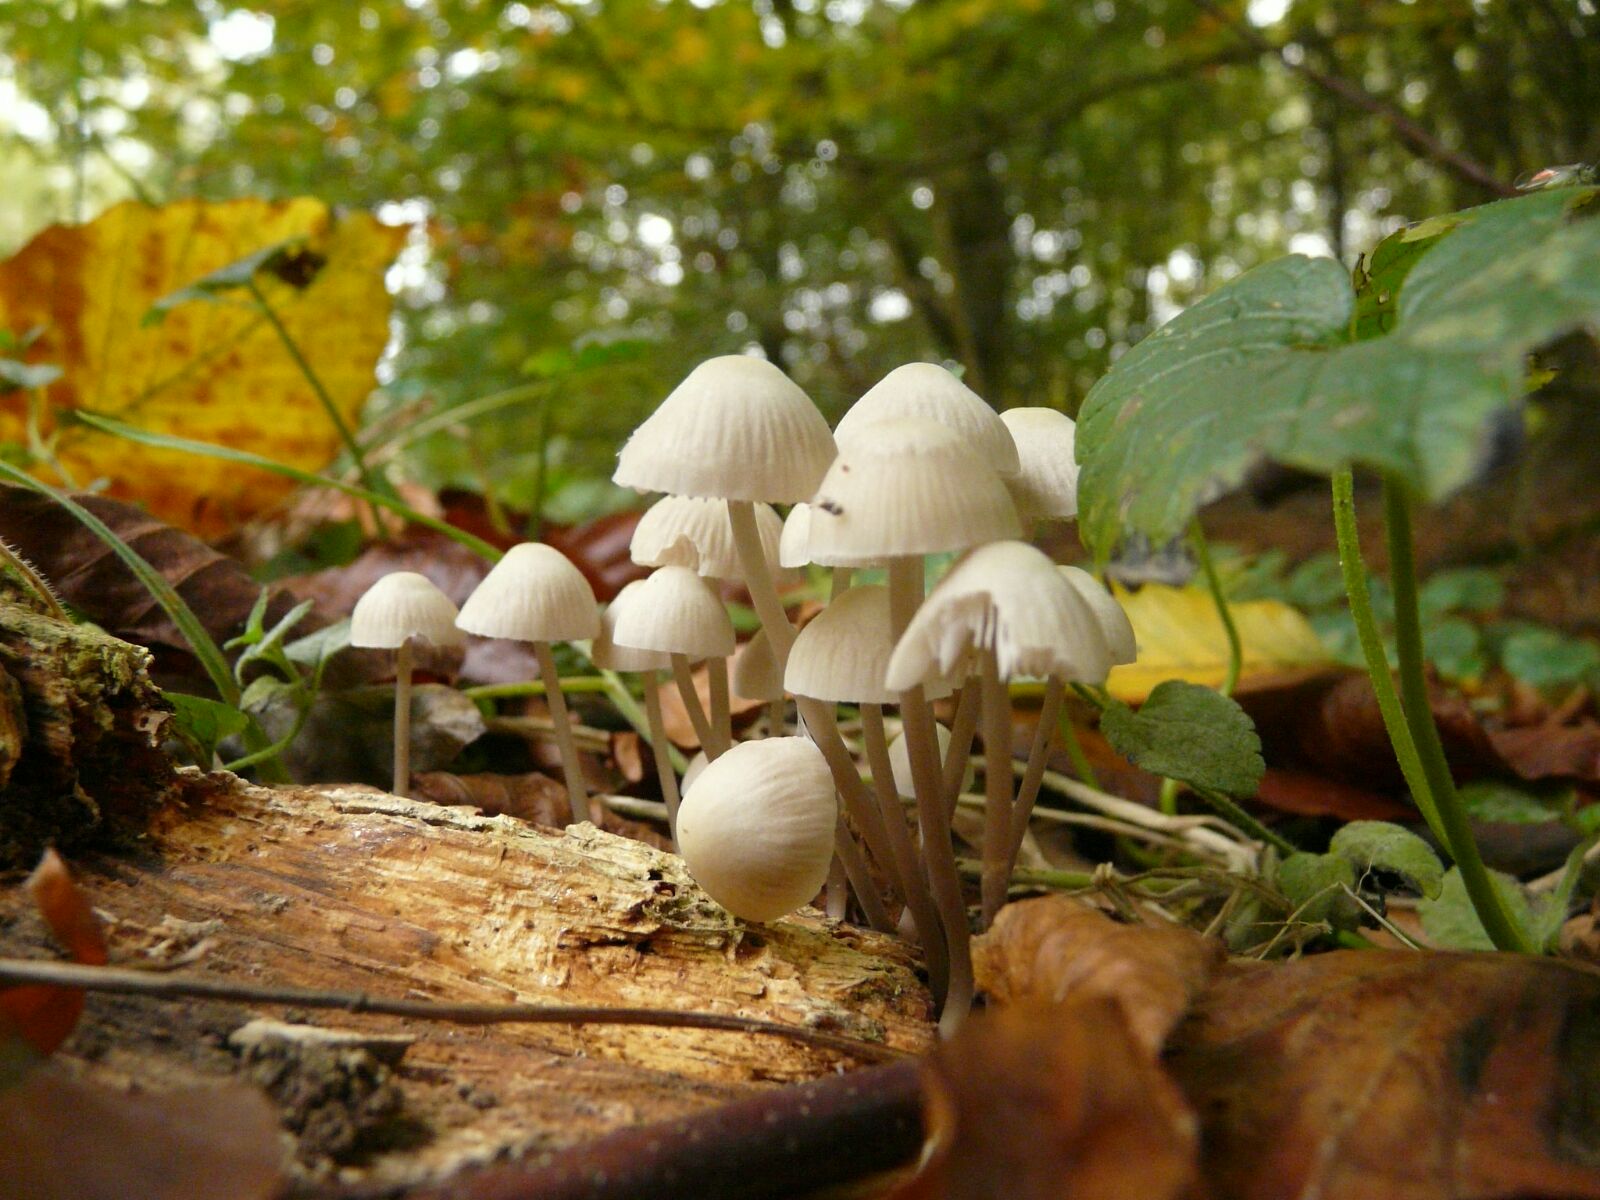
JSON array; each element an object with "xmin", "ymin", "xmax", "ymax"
[
  {"xmin": 1419, "ymin": 864, "xmax": 1554, "ymax": 951},
  {"xmin": 1328, "ymin": 820, "xmax": 1445, "ymax": 899},
  {"xmin": 1351, "ymin": 212, "xmax": 1464, "ymax": 340},
  {"xmin": 1458, "ymin": 779, "xmax": 1572, "ymax": 825},
  {"xmin": 1419, "ymin": 568, "xmax": 1504, "ymax": 617},
  {"xmin": 163, "ymin": 692, "xmax": 250, "ymax": 763},
  {"xmin": 1423, "ymin": 617, "xmax": 1484, "ymax": 681},
  {"xmin": 1499, "ymin": 626, "xmax": 1600, "ymax": 689},
  {"xmin": 1077, "ymin": 188, "xmax": 1600, "ymax": 556},
  {"xmin": 1099, "ymin": 679, "xmax": 1265, "ymax": 797},
  {"xmin": 1278, "ymin": 852, "xmax": 1360, "ymax": 928}
]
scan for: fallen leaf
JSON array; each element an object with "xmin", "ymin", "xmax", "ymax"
[
  {"xmin": 1490, "ymin": 721, "xmax": 1600, "ymax": 784},
  {"xmin": 1167, "ymin": 951, "xmax": 1600, "ymax": 1200},
  {"xmin": 656, "ymin": 664, "xmax": 763, "ymax": 750},
  {"xmin": 1252, "ymin": 767, "xmax": 1413, "ymax": 821},
  {"xmin": 1106, "ymin": 582, "xmax": 1332, "ymax": 702},
  {"xmin": 0, "ymin": 198, "xmax": 405, "ymax": 536},
  {"xmin": 0, "ymin": 850, "xmax": 108, "ymax": 1058}
]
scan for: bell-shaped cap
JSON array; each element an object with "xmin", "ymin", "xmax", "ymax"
[
  {"xmin": 590, "ymin": 580, "xmax": 672, "ymax": 672},
  {"xmin": 613, "ymin": 356, "xmax": 836, "ymax": 503},
  {"xmin": 676, "ymin": 737, "xmax": 837, "ymax": 923},
  {"xmin": 806, "ymin": 418, "xmax": 1021, "ymax": 566},
  {"xmin": 835, "ymin": 362, "xmax": 1020, "ymax": 478},
  {"xmin": 630, "ymin": 495, "xmax": 784, "ymax": 580},
  {"xmin": 610, "ymin": 565, "xmax": 735, "ymax": 662},
  {"xmin": 350, "ymin": 572, "xmax": 464, "ymax": 650},
  {"xmin": 778, "ymin": 502, "xmax": 812, "ymax": 570},
  {"xmin": 785, "ymin": 584, "xmax": 953, "ymax": 703},
  {"xmin": 886, "ymin": 541, "xmax": 1112, "ymax": 689},
  {"xmin": 1059, "ymin": 566, "xmax": 1137, "ymax": 665},
  {"xmin": 1000, "ymin": 407, "xmax": 1079, "ymax": 524},
  {"xmin": 456, "ymin": 543, "xmax": 599, "ymax": 644},
  {"xmin": 732, "ymin": 627, "xmax": 784, "ymax": 702}
]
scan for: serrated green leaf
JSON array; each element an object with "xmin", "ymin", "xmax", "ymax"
[
  {"xmin": 1328, "ymin": 820, "xmax": 1444, "ymax": 899},
  {"xmin": 1419, "ymin": 864, "xmax": 1555, "ymax": 950},
  {"xmin": 1099, "ymin": 679, "xmax": 1264, "ymax": 796},
  {"xmin": 1278, "ymin": 852, "xmax": 1361, "ymax": 928}
]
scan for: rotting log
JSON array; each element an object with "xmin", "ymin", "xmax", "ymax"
[{"xmin": 0, "ymin": 768, "xmax": 934, "ymax": 1190}]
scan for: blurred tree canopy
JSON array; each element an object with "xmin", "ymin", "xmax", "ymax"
[{"xmin": 2, "ymin": 0, "xmax": 1596, "ymax": 515}]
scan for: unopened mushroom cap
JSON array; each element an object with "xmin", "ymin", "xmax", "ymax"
[
  {"xmin": 1000, "ymin": 407, "xmax": 1079, "ymax": 523},
  {"xmin": 786, "ymin": 584, "xmax": 953, "ymax": 703},
  {"xmin": 456, "ymin": 543, "xmax": 600, "ymax": 643},
  {"xmin": 806, "ymin": 418, "xmax": 1021, "ymax": 566},
  {"xmin": 835, "ymin": 362, "xmax": 1020, "ymax": 479},
  {"xmin": 732, "ymin": 628, "xmax": 784, "ymax": 702},
  {"xmin": 1059, "ymin": 566, "xmax": 1137, "ymax": 665},
  {"xmin": 613, "ymin": 356, "xmax": 836, "ymax": 503},
  {"xmin": 590, "ymin": 580, "xmax": 672, "ymax": 672},
  {"xmin": 675, "ymin": 736, "xmax": 837, "ymax": 922},
  {"xmin": 350, "ymin": 572, "xmax": 464, "ymax": 650},
  {"xmin": 888, "ymin": 722, "xmax": 971, "ymax": 798},
  {"xmin": 885, "ymin": 541, "xmax": 1112, "ymax": 689},
  {"xmin": 610, "ymin": 565, "xmax": 736, "ymax": 661},
  {"xmin": 778, "ymin": 502, "xmax": 812, "ymax": 570},
  {"xmin": 630, "ymin": 496, "xmax": 785, "ymax": 580}
]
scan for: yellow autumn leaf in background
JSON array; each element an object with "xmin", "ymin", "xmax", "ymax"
[
  {"xmin": 1106, "ymin": 583, "xmax": 1333, "ymax": 702},
  {"xmin": 0, "ymin": 198, "xmax": 405, "ymax": 537}
]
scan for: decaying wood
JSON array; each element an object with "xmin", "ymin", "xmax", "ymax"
[
  {"xmin": 0, "ymin": 583, "xmax": 174, "ymax": 867},
  {"xmin": 0, "ymin": 768, "xmax": 934, "ymax": 1189}
]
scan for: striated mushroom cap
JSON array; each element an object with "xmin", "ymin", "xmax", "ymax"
[
  {"xmin": 350, "ymin": 572, "xmax": 464, "ymax": 650},
  {"xmin": 1000, "ymin": 407, "xmax": 1079, "ymax": 524},
  {"xmin": 590, "ymin": 580, "xmax": 672, "ymax": 673},
  {"xmin": 785, "ymin": 584, "xmax": 953, "ymax": 704},
  {"xmin": 610, "ymin": 566, "xmax": 735, "ymax": 662},
  {"xmin": 630, "ymin": 495, "xmax": 786, "ymax": 580},
  {"xmin": 456, "ymin": 543, "xmax": 599, "ymax": 643},
  {"xmin": 835, "ymin": 362, "xmax": 1019, "ymax": 479}
]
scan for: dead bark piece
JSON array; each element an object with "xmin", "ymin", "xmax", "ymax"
[
  {"xmin": 3, "ymin": 770, "xmax": 932, "ymax": 1189},
  {"xmin": 971, "ymin": 896, "xmax": 1223, "ymax": 1056},
  {"xmin": 0, "ymin": 583, "xmax": 175, "ymax": 867}
]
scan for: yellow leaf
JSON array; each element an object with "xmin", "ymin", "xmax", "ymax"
[
  {"xmin": 0, "ymin": 198, "xmax": 405, "ymax": 537},
  {"xmin": 1106, "ymin": 583, "xmax": 1333, "ymax": 702}
]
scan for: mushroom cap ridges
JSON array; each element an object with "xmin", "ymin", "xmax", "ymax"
[
  {"xmin": 1000, "ymin": 407, "xmax": 1079, "ymax": 523},
  {"xmin": 456, "ymin": 543, "xmax": 600, "ymax": 643},
  {"xmin": 835, "ymin": 362, "xmax": 1019, "ymax": 478},
  {"xmin": 785, "ymin": 584, "xmax": 953, "ymax": 703},
  {"xmin": 350, "ymin": 572, "xmax": 464, "ymax": 650},
  {"xmin": 630, "ymin": 495, "xmax": 784, "ymax": 579},
  {"xmin": 609, "ymin": 565, "xmax": 736, "ymax": 661},
  {"xmin": 613, "ymin": 356, "xmax": 835, "ymax": 503}
]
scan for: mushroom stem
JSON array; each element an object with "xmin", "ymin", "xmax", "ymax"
[
  {"xmin": 833, "ymin": 815, "xmax": 895, "ymax": 933},
  {"xmin": 794, "ymin": 697, "xmax": 903, "ymax": 910},
  {"xmin": 643, "ymin": 673, "xmax": 681, "ymax": 843},
  {"xmin": 536, "ymin": 640, "xmax": 592, "ymax": 827},
  {"xmin": 860, "ymin": 703, "xmax": 951, "ymax": 1000},
  {"xmin": 1007, "ymin": 675, "xmax": 1066, "ymax": 867},
  {"xmin": 978, "ymin": 648, "xmax": 1014, "ymax": 928},
  {"xmin": 766, "ymin": 698, "xmax": 785, "ymax": 738},
  {"xmin": 825, "ymin": 854, "xmax": 848, "ymax": 920},
  {"xmin": 670, "ymin": 654, "xmax": 723, "ymax": 759},
  {"xmin": 392, "ymin": 638, "xmax": 414, "ymax": 798},
  {"xmin": 829, "ymin": 566, "xmax": 854, "ymax": 600},
  {"xmin": 708, "ymin": 655, "xmax": 733, "ymax": 753},
  {"xmin": 729, "ymin": 499, "xmax": 795, "ymax": 667},
  {"xmin": 941, "ymin": 680, "xmax": 980, "ymax": 819}
]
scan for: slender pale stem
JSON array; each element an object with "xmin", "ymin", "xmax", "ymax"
[
  {"xmin": 1382, "ymin": 476, "xmax": 1533, "ymax": 954},
  {"xmin": 708, "ymin": 655, "xmax": 733, "ymax": 754},
  {"xmin": 831, "ymin": 818, "xmax": 895, "ymax": 933},
  {"xmin": 643, "ymin": 674, "xmax": 680, "ymax": 842},
  {"xmin": 536, "ymin": 641, "xmax": 592, "ymax": 827},
  {"xmin": 829, "ymin": 566, "xmax": 854, "ymax": 599},
  {"xmin": 978, "ymin": 648, "xmax": 1015, "ymax": 928},
  {"xmin": 671, "ymin": 655, "xmax": 721, "ymax": 759},
  {"xmin": 1007, "ymin": 676, "xmax": 1066, "ymax": 865},
  {"xmin": 825, "ymin": 853, "xmax": 848, "ymax": 921},
  {"xmin": 862, "ymin": 704, "xmax": 950, "ymax": 999},
  {"xmin": 942, "ymin": 680, "xmax": 980, "ymax": 819},
  {"xmin": 729, "ymin": 499, "xmax": 795, "ymax": 667},
  {"xmin": 767, "ymin": 698, "xmax": 785, "ymax": 737},
  {"xmin": 795, "ymin": 697, "xmax": 901, "ymax": 902},
  {"xmin": 392, "ymin": 639, "xmax": 413, "ymax": 798}
]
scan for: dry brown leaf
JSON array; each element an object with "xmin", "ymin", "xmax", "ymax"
[
  {"xmin": 896, "ymin": 1000, "xmax": 1199, "ymax": 1200},
  {"xmin": 1167, "ymin": 951, "xmax": 1600, "ymax": 1200},
  {"xmin": 972, "ymin": 895, "xmax": 1222, "ymax": 1056},
  {"xmin": 0, "ymin": 198, "xmax": 404, "ymax": 536},
  {"xmin": 656, "ymin": 665, "xmax": 763, "ymax": 750},
  {"xmin": 0, "ymin": 850, "xmax": 108, "ymax": 1057}
]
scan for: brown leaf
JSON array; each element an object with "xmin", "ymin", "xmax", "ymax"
[
  {"xmin": 1167, "ymin": 951, "xmax": 1600, "ymax": 1200},
  {"xmin": 1490, "ymin": 722, "xmax": 1600, "ymax": 784},
  {"xmin": 972, "ymin": 895, "xmax": 1222, "ymax": 1056},
  {"xmin": 0, "ymin": 850, "xmax": 108, "ymax": 1056},
  {"xmin": 1253, "ymin": 767, "xmax": 1413, "ymax": 822},
  {"xmin": 0, "ymin": 1070, "xmax": 284, "ymax": 1200},
  {"xmin": 896, "ymin": 1000, "xmax": 1199, "ymax": 1200},
  {"xmin": 656, "ymin": 665, "xmax": 762, "ymax": 750}
]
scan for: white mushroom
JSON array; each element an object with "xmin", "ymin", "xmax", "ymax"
[
  {"xmin": 591, "ymin": 580, "xmax": 679, "ymax": 838},
  {"xmin": 999, "ymin": 407, "xmax": 1079, "ymax": 528}
]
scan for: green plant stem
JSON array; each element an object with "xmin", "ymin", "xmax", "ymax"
[
  {"xmin": 246, "ymin": 279, "xmax": 390, "ymax": 504},
  {"xmin": 1381, "ymin": 475, "xmax": 1533, "ymax": 953},
  {"xmin": 1192, "ymin": 785, "xmax": 1294, "ymax": 855},
  {"xmin": 1055, "ymin": 707, "xmax": 1099, "ymax": 790},
  {"xmin": 464, "ymin": 677, "xmax": 613, "ymax": 701}
]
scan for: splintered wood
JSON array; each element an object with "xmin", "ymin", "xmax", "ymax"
[{"xmin": 2, "ymin": 770, "xmax": 932, "ymax": 1186}]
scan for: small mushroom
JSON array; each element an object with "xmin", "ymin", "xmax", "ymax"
[
  {"xmin": 999, "ymin": 407, "xmax": 1079, "ymax": 530},
  {"xmin": 675, "ymin": 737, "xmax": 837, "ymax": 923},
  {"xmin": 731, "ymin": 627, "xmax": 785, "ymax": 737},
  {"xmin": 349, "ymin": 572, "xmax": 464, "ymax": 799},
  {"xmin": 592, "ymin": 580, "xmax": 679, "ymax": 837}
]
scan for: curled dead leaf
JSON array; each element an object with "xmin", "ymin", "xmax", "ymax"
[{"xmin": 0, "ymin": 850, "xmax": 108, "ymax": 1057}]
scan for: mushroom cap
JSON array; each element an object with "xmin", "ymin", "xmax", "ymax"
[
  {"xmin": 778, "ymin": 502, "xmax": 812, "ymax": 570},
  {"xmin": 590, "ymin": 580, "xmax": 672, "ymax": 672},
  {"xmin": 885, "ymin": 541, "xmax": 1113, "ymax": 688},
  {"xmin": 1000, "ymin": 407, "xmax": 1079, "ymax": 523},
  {"xmin": 732, "ymin": 627, "xmax": 784, "ymax": 702},
  {"xmin": 835, "ymin": 362, "xmax": 1020, "ymax": 479},
  {"xmin": 630, "ymin": 495, "xmax": 785, "ymax": 580},
  {"xmin": 1059, "ymin": 566, "xmax": 1138, "ymax": 665},
  {"xmin": 610, "ymin": 566, "xmax": 736, "ymax": 662},
  {"xmin": 888, "ymin": 722, "xmax": 971, "ymax": 798},
  {"xmin": 675, "ymin": 737, "xmax": 837, "ymax": 923},
  {"xmin": 350, "ymin": 572, "xmax": 464, "ymax": 650},
  {"xmin": 806, "ymin": 418, "xmax": 1022, "ymax": 566},
  {"xmin": 786, "ymin": 583, "xmax": 954, "ymax": 703},
  {"xmin": 455, "ymin": 543, "xmax": 600, "ymax": 644},
  {"xmin": 613, "ymin": 356, "xmax": 836, "ymax": 503}
]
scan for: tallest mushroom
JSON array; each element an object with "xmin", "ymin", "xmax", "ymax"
[{"xmin": 612, "ymin": 356, "xmax": 836, "ymax": 672}]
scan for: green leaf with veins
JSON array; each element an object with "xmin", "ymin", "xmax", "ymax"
[
  {"xmin": 1419, "ymin": 864, "xmax": 1559, "ymax": 950},
  {"xmin": 1278, "ymin": 852, "xmax": 1361, "ymax": 928},
  {"xmin": 1077, "ymin": 187, "xmax": 1600, "ymax": 557},
  {"xmin": 1099, "ymin": 680, "xmax": 1264, "ymax": 797},
  {"xmin": 163, "ymin": 692, "xmax": 250, "ymax": 763},
  {"xmin": 1328, "ymin": 820, "xmax": 1444, "ymax": 899}
]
